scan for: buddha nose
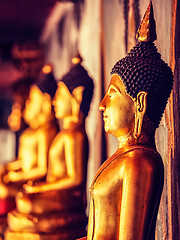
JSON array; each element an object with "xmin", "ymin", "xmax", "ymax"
[{"xmin": 99, "ymin": 96, "xmax": 106, "ymax": 111}]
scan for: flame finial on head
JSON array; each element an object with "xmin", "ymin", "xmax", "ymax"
[{"xmin": 136, "ymin": 1, "xmax": 157, "ymax": 42}]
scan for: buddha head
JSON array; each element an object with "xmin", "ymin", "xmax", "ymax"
[
  {"xmin": 8, "ymin": 77, "xmax": 34, "ymax": 132},
  {"xmin": 23, "ymin": 70, "xmax": 57, "ymax": 128},
  {"xmin": 99, "ymin": 2, "xmax": 173, "ymax": 141},
  {"xmin": 53, "ymin": 63, "xmax": 94, "ymax": 123}
]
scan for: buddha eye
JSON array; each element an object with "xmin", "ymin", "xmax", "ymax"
[
  {"xmin": 109, "ymin": 88, "xmax": 116, "ymax": 94},
  {"xmin": 108, "ymin": 86, "xmax": 119, "ymax": 98}
]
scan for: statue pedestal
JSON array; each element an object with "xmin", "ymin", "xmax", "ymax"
[
  {"xmin": 5, "ymin": 210, "xmax": 87, "ymax": 240},
  {"xmin": 5, "ymin": 228, "xmax": 87, "ymax": 240}
]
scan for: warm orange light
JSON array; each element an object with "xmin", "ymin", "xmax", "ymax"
[
  {"xmin": 71, "ymin": 57, "xmax": 81, "ymax": 65},
  {"xmin": 42, "ymin": 65, "xmax": 52, "ymax": 74}
]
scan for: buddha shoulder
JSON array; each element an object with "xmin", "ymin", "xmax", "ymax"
[
  {"xmin": 120, "ymin": 146, "xmax": 164, "ymax": 178},
  {"xmin": 92, "ymin": 146, "xmax": 163, "ymax": 187},
  {"xmin": 19, "ymin": 128, "xmax": 37, "ymax": 143}
]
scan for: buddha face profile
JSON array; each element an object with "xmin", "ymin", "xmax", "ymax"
[
  {"xmin": 23, "ymin": 85, "xmax": 51, "ymax": 128},
  {"xmin": 99, "ymin": 74, "xmax": 136, "ymax": 138},
  {"xmin": 53, "ymin": 82, "xmax": 74, "ymax": 120},
  {"xmin": 53, "ymin": 81, "xmax": 86, "ymax": 126}
]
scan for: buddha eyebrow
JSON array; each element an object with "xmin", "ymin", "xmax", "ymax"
[{"xmin": 109, "ymin": 84, "xmax": 121, "ymax": 93}]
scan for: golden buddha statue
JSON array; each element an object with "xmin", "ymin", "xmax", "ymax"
[
  {"xmin": 80, "ymin": 2, "xmax": 174, "ymax": 240},
  {"xmin": 5, "ymin": 59, "xmax": 94, "ymax": 240},
  {"xmin": 0, "ymin": 70, "xmax": 58, "ymax": 216}
]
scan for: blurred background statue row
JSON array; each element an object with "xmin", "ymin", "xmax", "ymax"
[
  {"xmin": 79, "ymin": 2, "xmax": 173, "ymax": 240},
  {"xmin": 5, "ymin": 56, "xmax": 94, "ymax": 240}
]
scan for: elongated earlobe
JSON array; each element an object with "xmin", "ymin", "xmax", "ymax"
[
  {"xmin": 71, "ymin": 86, "xmax": 84, "ymax": 122},
  {"xmin": 134, "ymin": 91, "xmax": 147, "ymax": 138}
]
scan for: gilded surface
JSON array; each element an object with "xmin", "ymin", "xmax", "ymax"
[
  {"xmin": 136, "ymin": 2, "xmax": 157, "ymax": 42},
  {"xmin": 86, "ymin": 74, "xmax": 164, "ymax": 240}
]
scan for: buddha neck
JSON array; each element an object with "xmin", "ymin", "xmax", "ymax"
[
  {"xmin": 29, "ymin": 113, "xmax": 56, "ymax": 129},
  {"xmin": 118, "ymin": 117, "xmax": 156, "ymax": 150},
  {"xmin": 62, "ymin": 113, "xmax": 85, "ymax": 130}
]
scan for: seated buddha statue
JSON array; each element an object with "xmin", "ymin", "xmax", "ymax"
[
  {"xmin": 5, "ymin": 58, "xmax": 94, "ymax": 240},
  {"xmin": 0, "ymin": 70, "xmax": 59, "ymax": 216},
  {"xmin": 80, "ymin": 3, "xmax": 174, "ymax": 240}
]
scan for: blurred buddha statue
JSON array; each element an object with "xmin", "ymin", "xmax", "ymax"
[
  {"xmin": 80, "ymin": 3, "xmax": 173, "ymax": 240},
  {"xmin": 0, "ymin": 68, "xmax": 59, "ymax": 216},
  {"xmin": 8, "ymin": 78, "xmax": 34, "ymax": 157},
  {"xmin": 6, "ymin": 57, "xmax": 94, "ymax": 240},
  {"xmin": 0, "ymin": 78, "xmax": 33, "ymax": 237}
]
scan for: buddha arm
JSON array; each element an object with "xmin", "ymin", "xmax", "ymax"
[
  {"xmin": 4, "ymin": 131, "xmax": 27, "ymax": 173},
  {"xmin": 1, "ymin": 160, "xmax": 22, "ymax": 183},
  {"xmin": 4, "ymin": 132, "xmax": 48, "ymax": 183},
  {"xmin": 5, "ymin": 160, "xmax": 22, "ymax": 171},
  {"xmin": 119, "ymin": 156, "xmax": 157, "ymax": 240},
  {"xmin": 6, "ymin": 165, "xmax": 47, "ymax": 183}
]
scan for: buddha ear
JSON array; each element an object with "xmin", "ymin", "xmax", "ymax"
[
  {"xmin": 134, "ymin": 91, "xmax": 147, "ymax": 138},
  {"xmin": 71, "ymin": 86, "xmax": 84, "ymax": 122}
]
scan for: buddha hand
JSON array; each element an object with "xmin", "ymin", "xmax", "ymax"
[
  {"xmin": 3, "ymin": 171, "xmax": 20, "ymax": 183},
  {"xmin": 23, "ymin": 181, "xmax": 40, "ymax": 194}
]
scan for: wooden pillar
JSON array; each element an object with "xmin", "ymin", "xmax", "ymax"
[{"xmin": 168, "ymin": 0, "xmax": 180, "ymax": 239}]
